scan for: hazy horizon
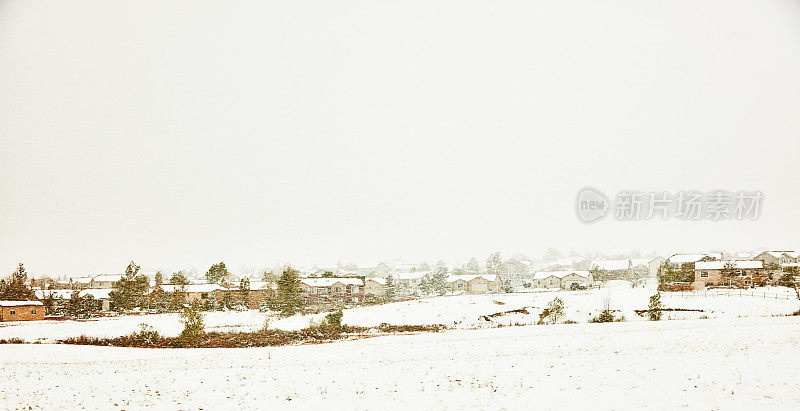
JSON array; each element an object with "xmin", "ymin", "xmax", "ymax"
[{"xmin": 2, "ymin": 0, "xmax": 800, "ymax": 275}]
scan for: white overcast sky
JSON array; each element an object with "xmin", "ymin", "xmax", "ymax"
[{"xmin": 1, "ymin": 0, "xmax": 800, "ymax": 275}]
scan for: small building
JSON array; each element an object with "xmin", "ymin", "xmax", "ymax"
[
  {"xmin": 90, "ymin": 275, "xmax": 123, "ymax": 289},
  {"xmin": 300, "ymin": 277, "xmax": 365, "ymax": 303},
  {"xmin": 692, "ymin": 260, "xmax": 765, "ymax": 289},
  {"xmin": 0, "ymin": 301, "xmax": 45, "ymax": 322},
  {"xmin": 160, "ymin": 284, "xmax": 225, "ymax": 303},
  {"xmin": 532, "ymin": 271, "xmax": 593, "ymax": 289},
  {"xmin": 753, "ymin": 251, "xmax": 800, "ymax": 267},
  {"xmin": 364, "ymin": 277, "xmax": 386, "ymax": 298},
  {"xmin": 447, "ymin": 274, "xmax": 500, "ymax": 294}
]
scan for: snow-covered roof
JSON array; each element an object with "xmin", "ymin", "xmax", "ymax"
[
  {"xmin": 92, "ymin": 274, "xmax": 123, "ymax": 282},
  {"xmin": 667, "ymin": 254, "xmax": 711, "ymax": 264},
  {"xmin": 446, "ymin": 274, "xmax": 498, "ymax": 283},
  {"xmin": 0, "ymin": 301, "xmax": 43, "ymax": 307},
  {"xmin": 630, "ymin": 258, "xmax": 655, "ymax": 267},
  {"xmin": 695, "ymin": 261, "xmax": 763, "ymax": 270},
  {"xmin": 366, "ymin": 277, "xmax": 387, "ymax": 285},
  {"xmin": 590, "ymin": 260, "xmax": 630, "ymax": 271},
  {"xmin": 392, "ymin": 271, "xmax": 429, "ymax": 280},
  {"xmin": 35, "ymin": 289, "xmax": 75, "ymax": 299},
  {"xmin": 533, "ymin": 271, "xmax": 591, "ymax": 280},
  {"xmin": 759, "ymin": 251, "xmax": 800, "ymax": 259},
  {"xmin": 160, "ymin": 284, "xmax": 225, "ymax": 293},
  {"xmin": 81, "ymin": 289, "xmax": 113, "ymax": 299},
  {"xmin": 247, "ymin": 281, "xmax": 277, "ymax": 291},
  {"xmin": 70, "ymin": 277, "xmax": 93, "ymax": 284},
  {"xmin": 301, "ymin": 277, "xmax": 364, "ymax": 287}
]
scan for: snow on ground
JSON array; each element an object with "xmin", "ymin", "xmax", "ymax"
[
  {"xmin": 1, "ymin": 282, "xmax": 798, "ymax": 342},
  {"xmin": 3, "ymin": 315, "xmax": 800, "ymax": 409}
]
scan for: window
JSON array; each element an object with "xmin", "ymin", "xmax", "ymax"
[
  {"xmin": 31, "ymin": 309, "xmax": 37, "ymax": 314},
  {"xmin": 458, "ymin": 283, "xmax": 464, "ymax": 289},
  {"xmin": 701, "ymin": 271, "xmax": 708, "ymax": 278},
  {"xmin": 201, "ymin": 293, "xmax": 209, "ymax": 299},
  {"xmin": 335, "ymin": 287, "xmax": 342, "ymax": 293},
  {"xmin": 9, "ymin": 310, "xmax": 16, "ymax": 315}
]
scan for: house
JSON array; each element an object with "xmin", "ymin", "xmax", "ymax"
[
  {"xmin": 532, "ymin": 271, "xmax": 593, "ymax": 289},
  {"xmin": 591, "ymin": 257, "xmax": 665, "ymax": 279},
  {"xmin": 299, "ymin": 277, "xmax": 365, "ymax": 303},
  {"xmin": 447, "ymin": 274, "xmax": 500, "ymax": 294},
  {"xmin": 0, "ymin": 301, "xmax": 45, "ymax": 322},
  {"xmin": 90, "ymin": 275, "xmax": 123, "ymax": 289},
  {"xmin": 160, "ymin": 283, "xmax": 225, "ymax": 303},
  {"xmin": 503, "ymin": 259, "xmax": 532, "ymax": 287},
  {"xmin": 68, "ymin": 276, "xmax": 93, "ymax": 290},
  {"xmin": 666, "ymin": 254, "xmax": 718, "ymax": 266},
  {"xmin": 753, "ymin": 251, "xmax": 800, "ymax": 267},
  {"xmin": 364, "ymin": 277, "xmax": 386, "ymax": 298},
  {"xmin": 81, "ymin": 289, "xmax": 113, "ymax": 311},
  {"xmin": 692, "ymin": 260, "xmax": 765, "ymax": 289},
  {"xmin": 392, "ymin": 271, "xmax": 429, "ymax": 291}
]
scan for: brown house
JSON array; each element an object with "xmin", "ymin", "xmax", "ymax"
[
  {"xmin": 300, "ymin": 277, "xmax": 365, "ymax": 304},
  {"xmin": 0, "ymin": 301, "xmax": 45, "ymax": 322},
  {"xmin": 692, "ymin": 260, "xmax": 765, "ymax": 289}
]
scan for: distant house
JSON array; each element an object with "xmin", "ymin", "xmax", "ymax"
[
  {"xmin": 81, "ymin": 289, "xmax": 113, "ymax": 311},
  {"xmin": 532, "ymin": 271, "xmax": 593, "ymax": 289},
  {"xmin": 692, "ymin": 260, "xmax": 765, "ymax": 289},
  {"xmin": 447, "ymin": 274, "xmax": 500, "ymax": 294},
  {"xmin": 300, "ymin": 277, "xmax": 365, "ymax": 303},
  {"xmin": 590, "ymin": 257, "xmax": 665, "ymax": 279},
  {"xmin": 90, "ymin": 275, "xmax": 123, "ymax": 289},
  {"xmin": 68, "ymin": 276, "xmax": 93, "ymax": 290},
  {"xmin": 393, "ymin": 271, "xmax": 429, "ymax": 291},
  {"xmin": 666, "ymin": 254, "xmax": 718, "ymax": 266},
  {"xmin": 0, "ymin": 301, "xmax": 45, "ymax": 322},
  {"xmin": 503, "ymin": 259, "xmax": 532, "ymax": 287},
  {"xmin": 753, "ymin": 251, "xmax": 800, "ymax": 267},
  {"xmin": 364, "ymin": 277, "xmax": 386, "ymax": 298},
  {"xmin": 160, "ymin": 284, "xmax": 225, "ymax": 303}
]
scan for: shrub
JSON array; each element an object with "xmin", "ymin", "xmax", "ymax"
[
  {"xmin": 648, "ymin": 293, "xmax": 663, "ymax": 321},
  {"xmin": 538, "ymin": 297, "xmax": 565, "ymax": 324},
  {"xmin": 324, "ymin": 310, "xmax": 343, "ymax": 329},
  {"xmin": 177, "ymin": 304, "xmax": 205, "ymax": 347},
  {"xmin": 590, "ymin": 310, "xmax": 622, "ymax": 323}
]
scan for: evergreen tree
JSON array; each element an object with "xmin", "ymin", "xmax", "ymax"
[
  {"xmin": 206, "ymin": 262, "xmax": 229, "ymax": 284},
  {"xmin": 170, "ymin": 271, "xmax": 189, "ymax": 286},
  {"xmin": 0, "ymin": 263, "xmax": 37, "ymax": 301},
  {"xmin": 276, "ymin": 266, "xmax": 303, "ymax": 316},
  {"xmin": 465, "ymin": 258, "xmax": 481, "ymax": 274},
  {"xmin": 262, "ymin": 270, "xmax": 278, "ymax": 283},
  {"xmin": 648, "ymin": 293, "xmax": 663, "ymax": 321},
  {"xmin": 178, "ymin": 303, "xmax": 205, "ymax": 346},
  {"xmin": 431, "ymin": 261, "xmax": 450, "ymax": 296},
  {"xmin": 239, "ymin": 277, "xmax": 250, "ymax": 304},
  {"xmin": 385, "ymin": 274, "xmax": 395, "ymax": 300},
  {"xmin": 486, "ymin": 252, "xmax": 504, "ymax": 275},
  {"xmin": 154, "ymin": 271, "xmax": 164, "ymax": 286},
  {"xmin": 109, "ymin": 261, "xmax": 150, "ymax": 311}
]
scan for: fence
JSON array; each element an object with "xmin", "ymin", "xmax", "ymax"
[{"xmin": 666, "ymin": 289, "xmax": 797, "ymax": 301}]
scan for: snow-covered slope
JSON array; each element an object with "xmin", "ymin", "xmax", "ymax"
[{"xmin": 3, "ymin": 316, "xmax": 800, "ymax": 409}]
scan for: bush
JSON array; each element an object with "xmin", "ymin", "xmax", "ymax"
[
  {"xmin": 589, "ymin": 310, "xmax": 623, "ymax": 323},
  {"xmin": 324, "ymin": 310, "xmax": 343, "ymax": 329},
  {"xmin": 648, "ymin": 293, "xmax": 663, "ymax": 321},
  {"xmin": 538, "ymin": 297, "xmax": 565, "ymax": 324},
  {"xmin": 177, "ymin": 304, "xmax": 205, "ymax": 347}
]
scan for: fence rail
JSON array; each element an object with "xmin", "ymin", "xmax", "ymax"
[{"xmin": 665, "ymin": 289, "xmax": 797, "ymax": 301}]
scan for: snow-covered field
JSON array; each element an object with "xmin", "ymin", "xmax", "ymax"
[
  {"xmin": 3, "ymin": 315, "xmax": 800, "ymax": 409},
  {"xmin": 1, "ymin": 282, "xmax": 798, "ymax": 342}
]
